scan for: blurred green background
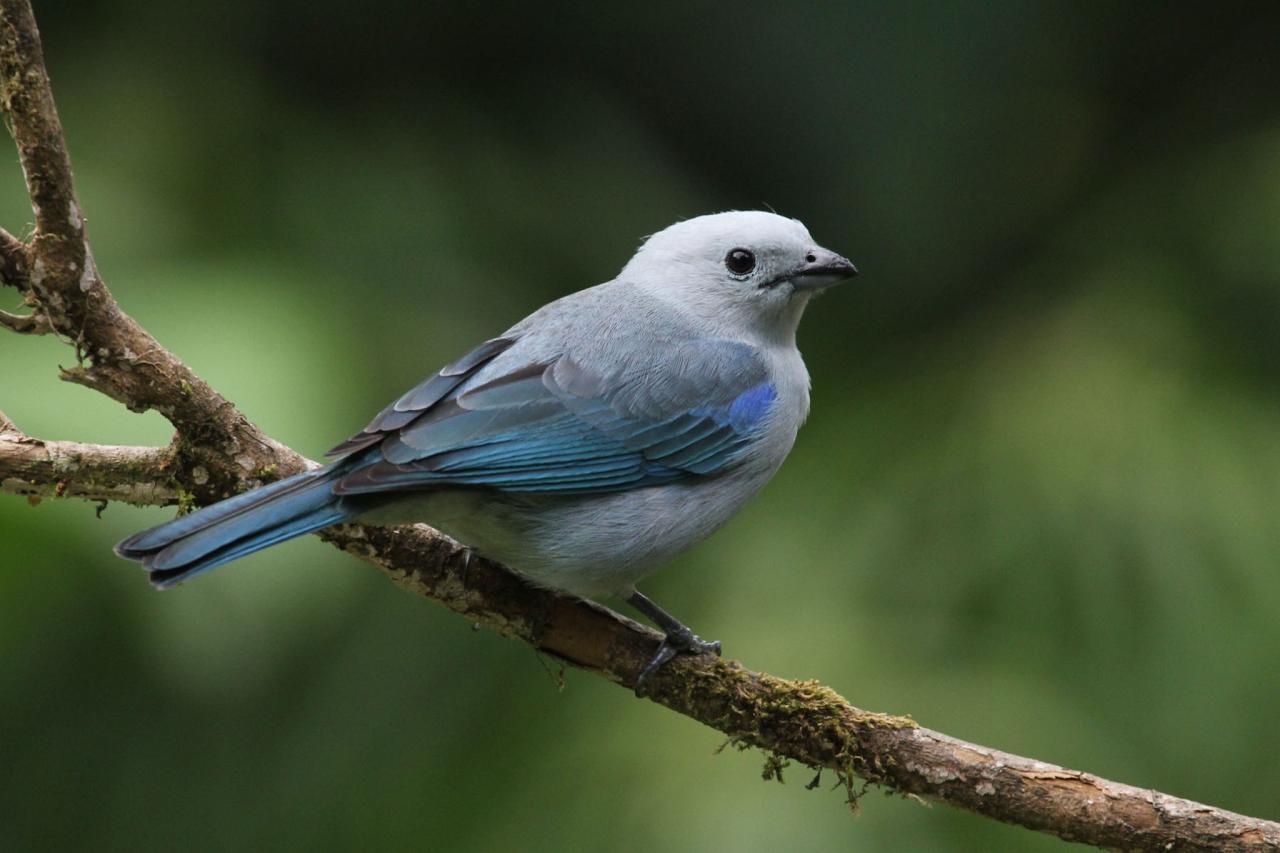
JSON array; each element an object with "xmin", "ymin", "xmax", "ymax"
[{"xmin": 3, "ymin": 1, "xmax": 1279, "ymax": 850}]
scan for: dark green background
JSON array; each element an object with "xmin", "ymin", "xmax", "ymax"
[{"xmin": 3, "ymin": 2, "xmax": 1279, "ymax": 850}]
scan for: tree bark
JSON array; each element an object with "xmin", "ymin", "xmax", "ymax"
[
  {"xmin": 0, "ymin": 415, "xmax": 178, "ymax": 506},
  {"xmin": 0, "ymin": 2, "xmax": 1276, "ymax": 849}
]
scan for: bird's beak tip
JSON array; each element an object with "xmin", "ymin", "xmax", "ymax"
[{"xmin": 792, "ymin": 250, "xmax": 859, "ymax": 290}]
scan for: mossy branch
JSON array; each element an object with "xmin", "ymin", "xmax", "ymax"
[
  {"xmin": 0, "ymin": 412, "xmax": 178, "ymax": 506},
  {"xmin": 0, "ymin": 2, "xmax": 1276, "ymax": 850}
]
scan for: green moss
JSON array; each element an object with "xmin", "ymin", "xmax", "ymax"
[
  {"xmin": 174, "ymin": 485, "xmax": 196, "ymax": 515},
  {"xmin": 690, "ymin": 667, "xmax": 915, "ymax": 811},
  {"xmin": 760, "ymin": 752, "xmax": 790, "ymax": 783}
]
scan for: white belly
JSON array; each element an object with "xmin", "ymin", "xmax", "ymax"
[{"xmin": 407, "ymin": 460, "xmax": 777, "ymax": 598}]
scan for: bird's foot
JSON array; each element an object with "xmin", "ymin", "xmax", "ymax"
[{"xmin": 635, "ymin": 626, "xmax": 721, "ymax": 697}]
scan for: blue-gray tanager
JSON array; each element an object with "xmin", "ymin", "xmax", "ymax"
[{"xmin": 116, "ymin": 211, "xmax": 857, "ymax": 683}]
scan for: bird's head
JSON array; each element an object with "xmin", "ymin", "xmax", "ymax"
[{"xmin": 620, "ymin": 211, "xmax": 858, "ymax": 343}]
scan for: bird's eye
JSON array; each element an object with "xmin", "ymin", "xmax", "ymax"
[{"xmin": 725, "ymin": 248, "xmax": 756, "ymax": 277}]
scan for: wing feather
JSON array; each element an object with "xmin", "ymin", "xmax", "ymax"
[{"xmin": 331, "ymin": 338, "xmax": 776, "ymax": 497}]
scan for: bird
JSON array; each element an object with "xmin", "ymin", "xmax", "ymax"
[{"xmin": 115, "ymin": 211, "xmax": 858, "ymax": 686}]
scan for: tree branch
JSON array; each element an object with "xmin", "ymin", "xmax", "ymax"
[
  {"xmin": 0, "ymin": 411, "xmax": 178, "ymax": 505},
  {"xmin": 0, "ymin": 2, "xmax": 1276, "ymax": 849},
  {"xmin": 0, "ymin": 306, "xmax": 49, "ymax": 333},
  {"xmin": 0, "ymin": 225, "xmax": 28, "ymax": 286},
  {"xmin": 0, "ymin": 0, "xmax": 298, "ymax": 505}
]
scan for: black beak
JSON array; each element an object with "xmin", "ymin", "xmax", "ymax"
[{"xmin": 789, "ymin": 247, "xmax": 859, "ymax": 291}]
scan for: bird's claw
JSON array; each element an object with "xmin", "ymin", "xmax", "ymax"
[
  {"xmin": 634, "ymin": 628, "xmax": 722, "ymax": 697},
  {"xmin": 697, "ymin": 637, "xmax": 723, "ymax": 657}
]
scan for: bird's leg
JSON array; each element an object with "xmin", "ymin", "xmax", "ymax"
[{"xmin": 627, "ymin": 590, "xmax": 721, "ymax": 695}]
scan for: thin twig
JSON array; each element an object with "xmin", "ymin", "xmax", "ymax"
[
  {"xmin": 0, "ymin": 416, "xmax": 177, "ymax": 506},
  {"xmin": 0, "ymin": 225, "xmax": 28, "ymax": 286},
  {"xmin": 0, "ymin": 306, "xmax": 49, "ymax": 333}
]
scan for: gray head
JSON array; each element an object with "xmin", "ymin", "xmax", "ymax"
[{"xmin": 620, "ymin": 211, "xmax": 858, "ymax": 343}]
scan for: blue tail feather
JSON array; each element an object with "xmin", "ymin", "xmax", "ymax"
[
  {"xmin": 147, "ymin": 476, "xmax": 338, "ymax": 570},
  {"xmin": 115, "ymin": 464, "xmax": 354, "ymax": 589},
  {"xmin": 115, "ymin": 468, "xmax": 332, "ymax": 555},
  {"xmin": 147, "ymin": 505, "xmax": 351, "ymax": 589}
]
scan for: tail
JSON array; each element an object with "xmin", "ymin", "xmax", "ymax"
[{"xmin": 115, "ymin": 464, "xmax": 354, "ymax": 589}]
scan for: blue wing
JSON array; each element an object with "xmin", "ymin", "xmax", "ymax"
[{"xmin": 330, "ymin": 339, "xmax": 776, "ymax": 497}]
